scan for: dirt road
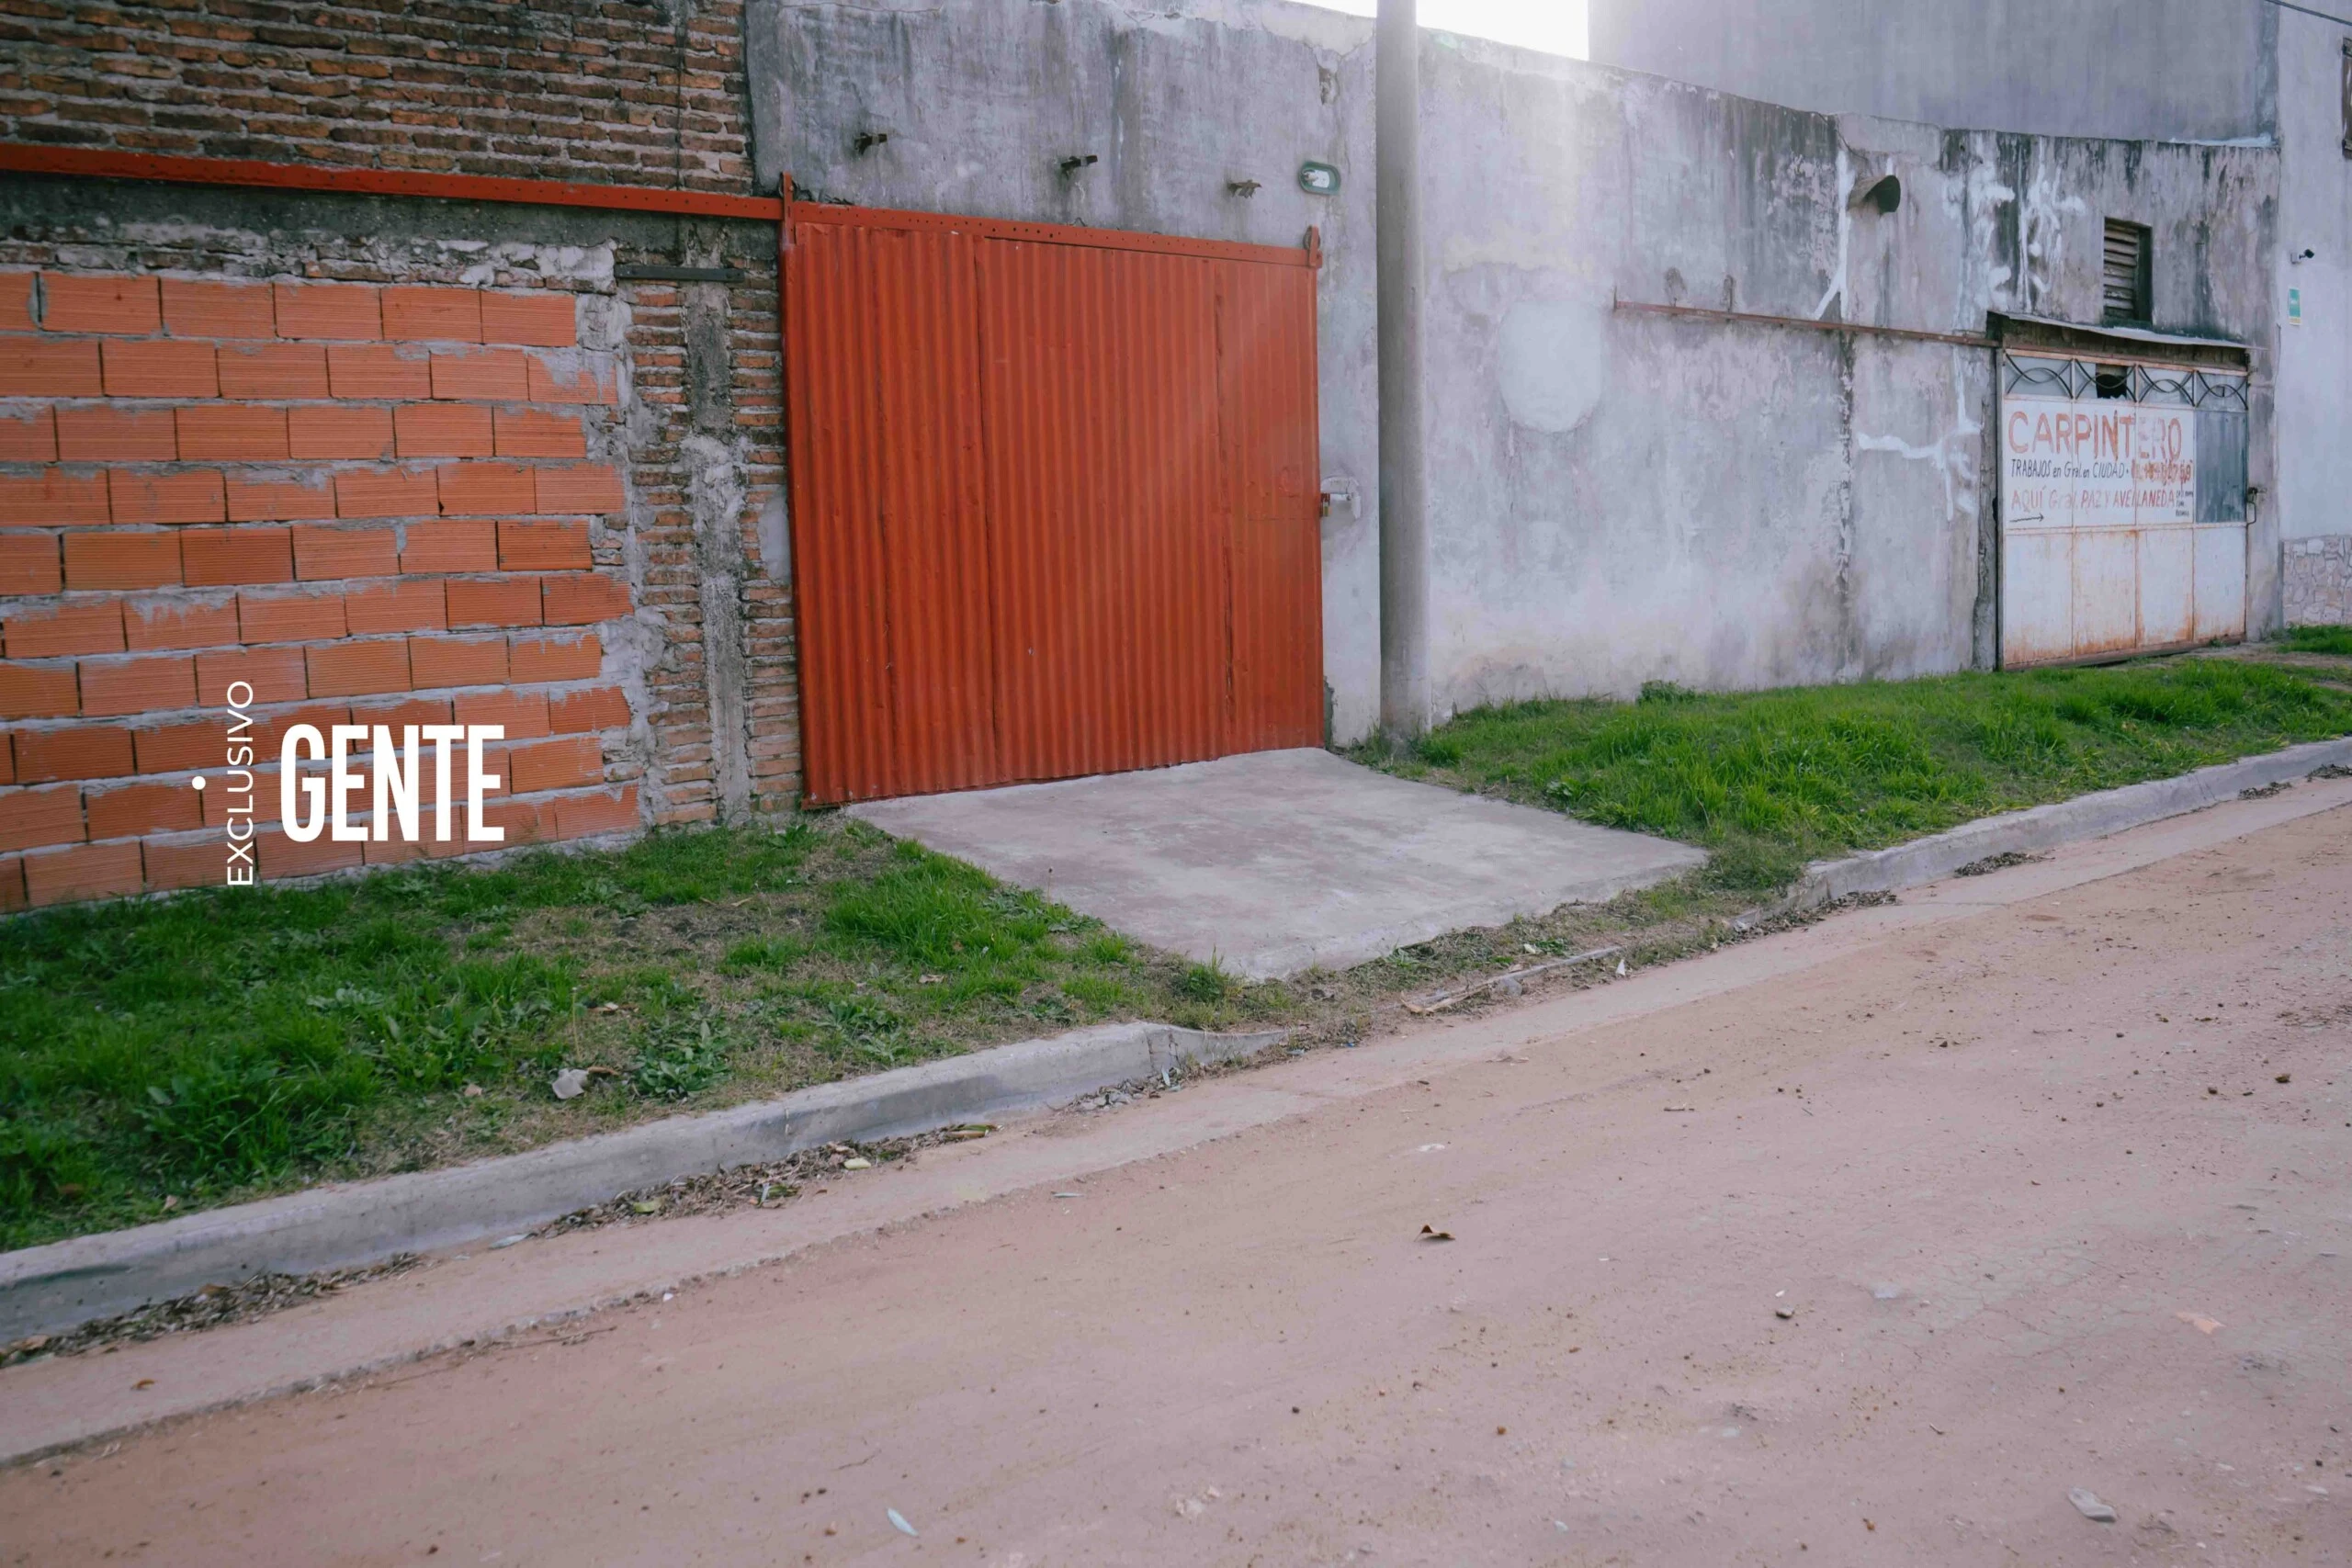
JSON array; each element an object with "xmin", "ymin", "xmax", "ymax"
[{"xmin": 6, "ymin": 807, "xmax": 2350, "ymax": 1566}]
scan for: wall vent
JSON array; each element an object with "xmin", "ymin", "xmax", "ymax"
[{"xmin": 2102, "ymin": 220, "xmax": 2152, "ymax": 325}]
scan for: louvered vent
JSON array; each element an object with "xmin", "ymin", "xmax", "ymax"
[{"xmin": 2102, "ymin": 220, "xmax": 2150, "ymax": 324}]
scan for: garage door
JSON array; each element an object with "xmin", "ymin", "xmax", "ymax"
[
  {"xmin": 1997, "ymin": 348, "xmax": 2248, "ymax": 667},
  {"xmin": 784, "ymin": 202, "xmax": 1324, "ymax": 806}
]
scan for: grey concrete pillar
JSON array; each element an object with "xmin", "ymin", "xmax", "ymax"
[{"xmin": 1375, "ymin": 0, "xmax": 1430, "ymax": 739}]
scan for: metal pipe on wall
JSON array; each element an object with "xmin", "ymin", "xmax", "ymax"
[{"xmin": 1375, "ymin": 0, "xmax": 1430, "ymax": 739}]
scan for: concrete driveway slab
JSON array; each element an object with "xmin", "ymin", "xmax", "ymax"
[{"xmin": 846, "ymin": 747, "xmax": 1705, "ymax": 978}]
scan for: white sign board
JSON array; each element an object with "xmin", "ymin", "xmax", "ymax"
[{"xmin": 1999, "ymin": 396, "xmax": 2194, "ymax": 531}]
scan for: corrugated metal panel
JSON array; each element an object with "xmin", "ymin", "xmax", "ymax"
[
  {"xmin": 979, "ymin": 240, "xmax": 1229, "ymax": 782},
  {"xmin": 786, "ymin": 216, "xmax": 1000, "ymax": 804},
  {"xmin": 1219, "ymin": 259, "xmax": 1324, "ymax": 753},
  {"xmin": 786, "ymin": 204, "xmax": 1321, "ymax": 805}
]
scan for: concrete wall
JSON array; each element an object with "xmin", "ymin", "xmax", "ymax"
[
  {"xmin": 1415, "ymin": 43, "xmax": 2278, "ymax": 709},
  {"xmin": 1588, "ymin": 0, "xmax": 2278, "ymax": 146},
  {"xmin": 2278, "ymin": 16, "xmax": 2352, "ymax": 625},
  {"xmin": 747, "ymin": 0, "xmax": 2281, "ymax": 731},
  {"xmin": 745, "ymin": 0, "xmax": 1386, "ymax": 742},
  {"xmin": 1590, "ymin": 0, "xmax": 2339, "ymax": 627}
]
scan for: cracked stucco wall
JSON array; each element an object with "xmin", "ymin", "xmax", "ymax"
[{"xmin": 1417, "ymin": 43, "xmax": 2277, "ymax": 709}]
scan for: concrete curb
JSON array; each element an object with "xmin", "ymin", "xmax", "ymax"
[
  {"xmin": 1790, "ymin": 735, "xmax": 2352, "ymax": 909},
  {"xmin": 0, "ymin": 1021, "xmax": 1289, "ymax": 1343}
]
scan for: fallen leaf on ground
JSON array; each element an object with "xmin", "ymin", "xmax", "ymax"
[
  {"xmin": 2174, "ymin": 1311, "xmax": 2223, "ymax": 1334},
  {"xmin": 1419, "ymin": 1224, "xmax": 1454, "ymax": 1242}
]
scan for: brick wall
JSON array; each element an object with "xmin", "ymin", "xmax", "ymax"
[
  {"xmin": 0, "ymin": 0, "xmax": 801, "ymax": 908},
  {"xmin": 0, "ymin": 267, "xmax": 650, "ymax": 907},
  {"xmin": 0, "ymin": 0, "xmax": 754, "ymax": 196}
]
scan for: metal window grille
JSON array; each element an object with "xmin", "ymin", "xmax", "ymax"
[
  {"xmin": 2342, "ymin": 38, "xmax": 2351, "ymax": 158},
  {"xmin": 2102, "ymin": 220, "xmax": 2151, "ymax": 324},
  {"xmin": 2000, "ymin": 354, "xmax": 2247, "ymax": 412}
]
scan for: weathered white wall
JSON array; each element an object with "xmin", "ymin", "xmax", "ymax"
[
  {"xmin": 746, "ymin": 0, "xmax": 2283, "ymax": 743},
  {"xmin": 2278, "ymin": 13, "xmax": 2352, "ymax": 624},
  {"xmin": 1417, "ymin": 39, "xmax": 2278, "ymax": 712},
  {"xmin": 1591, "ymin": 0, "xmax": 2334, "ymax": 627},
  {"xmin": 1589, "ymin": 0, "xmax": 2277, "ymax": 146}
]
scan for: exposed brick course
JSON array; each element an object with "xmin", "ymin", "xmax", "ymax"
[{"xmin": 0, "ymin": 0, "xmax": 753, "ymax": 199}]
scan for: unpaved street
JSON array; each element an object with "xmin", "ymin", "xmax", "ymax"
[{"xmin": 6, "ymin": 807, "xmax": 2351, "ymax": 1566}]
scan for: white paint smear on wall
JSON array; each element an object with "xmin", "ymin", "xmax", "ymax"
[{"xmin": 1497, "ymin": 297, "xmax": 1607, "ymax": 432}]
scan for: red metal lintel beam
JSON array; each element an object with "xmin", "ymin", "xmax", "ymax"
[{"xmin": 0, "ymin": 144, "xmax": 786, "ymax": 222}]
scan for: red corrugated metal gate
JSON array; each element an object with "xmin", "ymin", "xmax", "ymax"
[{"xmin": 783, "ymin": 202, "xmax": 1323, "ymax": 806}]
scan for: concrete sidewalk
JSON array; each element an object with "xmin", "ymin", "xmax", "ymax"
[{"xmin": 848, "ymin": 747, "xmax": 1706, "ymax": 978}]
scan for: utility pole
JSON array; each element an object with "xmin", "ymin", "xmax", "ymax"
[{"xmin": 1375, "ymin": 0, "xmax": 1429, "ymax": 740}]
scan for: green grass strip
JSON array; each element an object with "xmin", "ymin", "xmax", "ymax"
[{"xmin": 1363, "ymin": 657, "xmax": 2352, "ymax": 891}]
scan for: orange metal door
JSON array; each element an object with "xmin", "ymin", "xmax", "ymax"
[{"xmin": 785, "ymin": 204, "xmax": 1322, "ymax": 806}]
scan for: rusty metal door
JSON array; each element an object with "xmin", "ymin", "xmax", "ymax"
[
  {"xmin": 785, "ymin": 203, "xmax": 1322, "ymax": 806},
  {"xmin": 1997, "ymin": 351, "xmax": 2248, "ymax": 668}
]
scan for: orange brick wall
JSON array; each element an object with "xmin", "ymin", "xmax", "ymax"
[
  {"xmin": 0, "ymin": 269, "xmax": 650, "ymax": 908},
  {"xmin": 0, "ymin": 0, "xmax": 800, "ymax": 910}
]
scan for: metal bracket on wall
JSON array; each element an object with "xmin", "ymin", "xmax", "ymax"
[{"xmin": 1611, "ymin": 293, "xmax": 1997, "ymax": 351}]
